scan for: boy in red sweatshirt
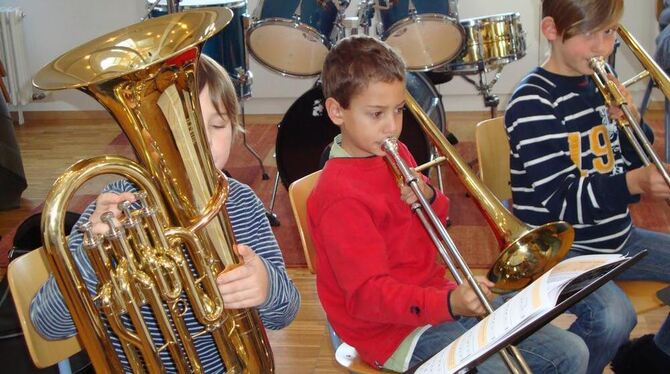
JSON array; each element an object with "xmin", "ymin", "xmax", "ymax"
[{"xmin": 306, "ymin": 35, "xmax": 589, "ymax": 373}]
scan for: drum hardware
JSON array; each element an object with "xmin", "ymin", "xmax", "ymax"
[
  {"xmin": 357, "ymin": 0, "xmax": 375, "ymax": 35},
  {"xmin": 166, "ymin": 0, "xmax": 180, "ymax": 13},
  {"xmin": 445, "ymin": 12, "xmax": 527, "ymax": 117},
  {"xmin": 459, "ymin": 64, "xmax": 503, "ymax": 118},
  {"xmin": 341, "ymin": 16, "xmax": 362, "ymax": 35},
  {"xmin": 234, "ymin": 67, "xmax": 270, "ymax": 182}
]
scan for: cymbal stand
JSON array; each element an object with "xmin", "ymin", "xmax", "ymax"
[
  {"xmin": 459, "ymin": 62, "xmax": 503, "ymax": 118},
  {"xmin": 235, "ymin": 68, "xmax": 269, "ymax": 181}
]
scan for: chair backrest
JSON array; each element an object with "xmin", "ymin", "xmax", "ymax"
[
  {"xmin": 288, "ymin": 170, "xmax": 322, "ymax": 274},
  {"xmin": 475, "ymin": 116, "xmax": 512, "ymax": 201},
  {"xmin": 7, "ymin": 247, "xmax": 81, "ymax": 368},
  {"xmin": 289, "ymin": 170, "xmax": 387, "ymax": 373}
]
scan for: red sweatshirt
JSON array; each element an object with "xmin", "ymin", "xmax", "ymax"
[{"xmin": 307, "ymin": 144, "xmax": 457, "ymax": 367}]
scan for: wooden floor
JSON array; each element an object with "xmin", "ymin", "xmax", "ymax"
[{"xmin": 1, "ymin": 110, "xmax": 668, "ymax": 373}]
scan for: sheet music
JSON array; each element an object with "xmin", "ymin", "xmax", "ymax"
[{"xmin": 416, "ymin": 254, "xmax": 625, "ymax": 374}]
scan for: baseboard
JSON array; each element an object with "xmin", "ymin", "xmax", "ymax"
[
  {"xmin": 13, "ymin": 111, "xmax": 284, "ymax": 125},
  {"xmin": 11, "ymin": 110, "xmax": 113, "ymax": 121}
]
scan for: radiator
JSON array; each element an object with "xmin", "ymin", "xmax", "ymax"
[{"xmin": 0, "ymin": 7, "xmax": 31, "ymax": 124}]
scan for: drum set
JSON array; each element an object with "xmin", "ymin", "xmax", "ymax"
[{"xmin": 146, "ymin": 0, "xmax": 528, "ymax": 225}]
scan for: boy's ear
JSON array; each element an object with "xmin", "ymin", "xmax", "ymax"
[
  {"xmin": 325, "ymin": 97, "xmax": 345, "ymax": 127},
  {"xmin": 541, "ymin": 16, "xmax": 559, "ymax": 42}
]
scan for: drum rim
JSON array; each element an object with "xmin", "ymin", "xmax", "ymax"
[
  {"xmin": 246, "ymin": 17, "xmax": 331, "ymax": 77},
  {"xmin": 153, "ymin": 0, "xmax": 247, "ymax": 9},
  {"xmin": 459, "ymin": 12, "xmax": 521, "ymax": 26},
  {"xmin": 381, "ymin": 14, "xmax": 465, "ymax": 72},
  {"xmin": 449, "ymin": 51, "xmax": 527, "ymax": 74}
]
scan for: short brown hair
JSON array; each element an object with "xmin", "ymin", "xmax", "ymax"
[
  {"xmin": 321, "ymin": 35, "xmax": 405, "ymax": 108},
  {"xmin": 543, "ymin": 0, "xmax": 623, "ymax": 41},
  {"xmin": 198, "ymin": 53, "xmax": 242, "ymax": 136}
]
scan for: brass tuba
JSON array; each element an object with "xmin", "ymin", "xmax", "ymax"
[{"xmin": 33, "ymin": 9, "xmax": 273, "ymax": 374}]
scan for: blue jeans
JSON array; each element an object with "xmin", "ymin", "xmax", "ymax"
[
  {"xmin": 566, "ymin": 227, "xmax": 670, "ymax": 374},
  {"xmin": 409, "ymin": 296, "xmax": 589, "ymax": 373}
]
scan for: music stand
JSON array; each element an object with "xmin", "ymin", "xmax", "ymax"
[{"xmin": 405, "ymin": 250, "xmax": 647, "ymax": 374}]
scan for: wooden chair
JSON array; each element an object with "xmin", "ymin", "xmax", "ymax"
[
  {"xmin": 288, "ymin": 171, "xmax": 386, "ymax": 374},
  {"xmin": 475, "ymin": 116, "xmax": 668, "ymax": 314},
  {"xmin": 7, "ymin": 247, "xmax": 81, "ymax": 372}
]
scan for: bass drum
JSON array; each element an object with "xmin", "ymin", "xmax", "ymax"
[{"xmin": 276, "ymin": 72, "xmax": 445, "ymax": 189}]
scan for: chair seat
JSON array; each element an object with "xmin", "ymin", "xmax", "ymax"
[
  {"xmin": 335, "ymin": 342, "xmax": 388, "ymax": 374},
  {"xmin": 616, "ymin": 280, "xmax": 668, "ymax": 314},
  {"xmin": 7, "ymin": 247, "xmax": 82, "ymax": 368}
]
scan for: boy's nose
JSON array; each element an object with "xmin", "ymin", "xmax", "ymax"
[{"xmin": 384, "ymin": 116, "xmax": 401, "ymax": 135}]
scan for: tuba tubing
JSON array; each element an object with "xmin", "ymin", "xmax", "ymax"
[{"xmin": 34, "ymin": 9, "xmax": 273, "ymax": 374}]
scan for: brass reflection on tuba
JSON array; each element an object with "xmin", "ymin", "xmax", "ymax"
[{"xmin": 33, "ymin": 9, "xmax": 273, "ymax": 374}]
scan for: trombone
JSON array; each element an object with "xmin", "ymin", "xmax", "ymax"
[
  {"xmin": 383, "ymin": 137, "xmax": 533, "ymax": 374},
  {"xmin": 589, "ymin": 24, "xmax": 670, "ymax": 190},
  {"xmin": 401, "ymin": 92, "xmax": 574, "ymax": 294},
  {"xmin": 381, "ymin": 89, "xmax": 577, "ymax": 372}
]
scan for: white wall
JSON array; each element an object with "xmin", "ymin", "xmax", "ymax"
[{"xmin": 0, "ymin": 0, "xmax": 658, "ymax": 114}]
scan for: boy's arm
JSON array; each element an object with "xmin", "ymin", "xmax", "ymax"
[
  {"xmin": 316, "ymin": 199, "xmax": 456, "ymax": 327},
  {"xmin": 237, "ymin": 190, "xmax": 300, "ymax": 330},
  {"xmin": 505, "ymin": 91, "xmax": 637, "ymax": 224},
  {"xmin": 30, "ymin": 179, "xmax": 137, "ymax": 339}
]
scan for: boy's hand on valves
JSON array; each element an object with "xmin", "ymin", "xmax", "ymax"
[{"xmin": 90, "ymin": 192, "xmax": 137, "ymax": 235}]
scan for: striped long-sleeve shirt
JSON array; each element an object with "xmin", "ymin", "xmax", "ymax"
[
  {"xmin": 30, "ymin": 178, "xmax": 300, "ymax": 373},
  {"xmin": 504, "ymin": 67, "xmax": 651, "ymax": 253}
]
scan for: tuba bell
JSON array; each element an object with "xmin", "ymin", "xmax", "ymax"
[{"xmin": 33, "ymin": 8, "xmax": 273, "ymax": 374}]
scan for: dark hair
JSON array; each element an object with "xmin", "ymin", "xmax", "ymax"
[
  {"xmin": 543, "ymin": 0, "xmax": 623, "ymax": 41},
  {"xmin": 321, "ymin": 35, "xmax": 405, "ymax": 108},
  {"xmin": 197, "ymin": 54, "xmax": 242, "ymax": 136}
]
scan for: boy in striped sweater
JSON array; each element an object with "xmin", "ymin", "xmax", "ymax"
[
  {"xmin": 29, "ymin": 54, "xmax": 300, "ymax": 373},
  {"xmin": 505, "ymin": 0, "xmax": 670, "ymax": 373}
]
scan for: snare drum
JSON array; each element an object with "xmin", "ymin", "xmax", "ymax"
[
  {"xmin": 150, "ymin": 0, "xmax": 252, "ymax": 98},
  {"xmin": 276, "ymin": 72, "xmax": 445, "ymax": 188},
  {"xmin": 378, "ymin": 0, "xmax": 464, "ymax": 71},
  {"xmin": 246, "ymin": 0, "xmax": 349, "ymax": 77},
  {"xmin": 449, "ymin": 12, "xmax": 526, "ymax": 74}
]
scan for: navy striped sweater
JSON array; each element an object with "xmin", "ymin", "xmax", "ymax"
[
  {"xmin": 504, "ymin": 67, "xmax": 651, "ymax": 253},
  {"xmin": 30, "ymin": 178, "xmax": 300, "ymax": 373}
]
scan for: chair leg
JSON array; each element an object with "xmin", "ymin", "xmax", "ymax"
[
  {"xmin": 326, "ymin": 320, "xmax": 343, "ymax": 351},
  {"xmin": 57, "ymin": 358, "xmax": 72, "ymax": 374}
]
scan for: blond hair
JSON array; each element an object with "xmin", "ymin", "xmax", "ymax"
[
  {"xmin": 198, "ymin": 54, "xmax": 242, "ymax": 137},
  {"xmin": 543, "ymin": 0, "xmax": 624, "ymax": 41},
  {"xmin": 321, "ymin": 35, "xmax": 405, "ymax": 108}
]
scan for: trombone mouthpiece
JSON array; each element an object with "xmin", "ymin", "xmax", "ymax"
[
  {"xmin": 381, "ymin": 137, "xmax": 399, "ymax": 155},
  {"xmin": 589, "ymin": 57, "xmax": 607, "ymax": 73}
]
